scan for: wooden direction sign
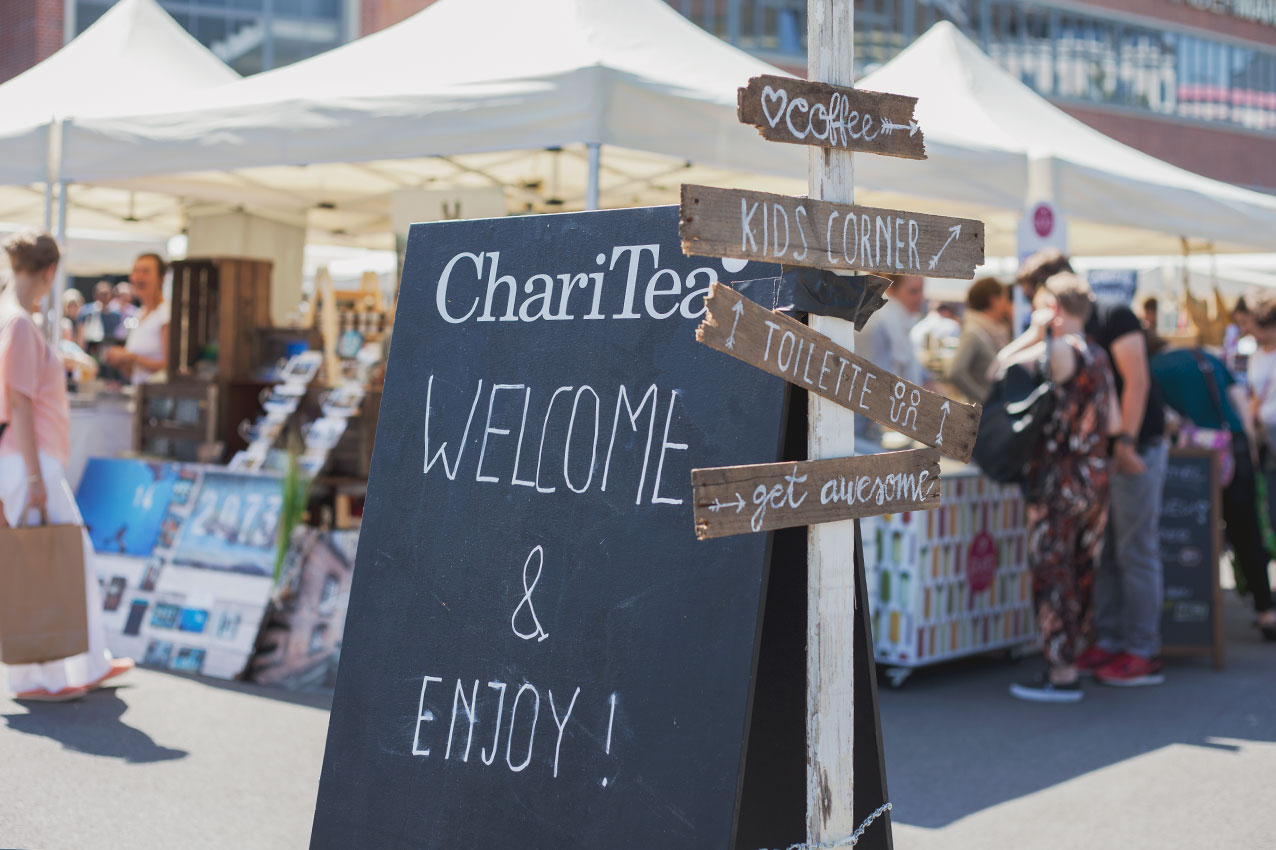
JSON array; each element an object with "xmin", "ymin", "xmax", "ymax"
[
  {"xmin": 697, "ymin": 283, "xmax": 981, "ymax": 462},
  {"xmin": 692, "ymin": 449, "xmax": 940, "ymax": 539},
  {"xmin": 738, "ymin": 75, "xmax": 926, "ymax": 160},
  {"xmin": 680, "ymin": 185, "xmax": 984, "ymax": 281}
]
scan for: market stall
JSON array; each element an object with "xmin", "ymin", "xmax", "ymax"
[
  {"xmin": 67, "ymin": 241, "xmax": 387, "ymax": 686},
  {"xmin": 864, "ymin": 463, "xmax": 1034, "ymax": 687}
]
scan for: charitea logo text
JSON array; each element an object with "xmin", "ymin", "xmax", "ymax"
[{"xmin": 435, "ymin": 244, "xmax": 719, "ymax": 323}]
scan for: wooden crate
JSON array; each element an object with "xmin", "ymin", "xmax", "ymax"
[
  {"xmin": 135, "ymin": 381, "xmax": 220, "ymax": 463},
  {"xmin": 169, "ymin": 257, "xmax": 273, "ymax": 383}
]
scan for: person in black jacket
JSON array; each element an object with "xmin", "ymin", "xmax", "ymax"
[{"xmin": 1016, "ymin": 250, "xmax": 1168, "ymax": 686}]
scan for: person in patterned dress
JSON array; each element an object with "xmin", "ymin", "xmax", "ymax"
[{"xmin": 995, "ymin": 272, "xmax": 1121, "ymax": 702}]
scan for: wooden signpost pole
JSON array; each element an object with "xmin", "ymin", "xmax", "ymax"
[{"xmin": 806, "ymin": 0, "xmax": 858, "ymax": 845}]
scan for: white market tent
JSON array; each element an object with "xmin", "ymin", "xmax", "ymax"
[
  {"xmin": 853, "ymin": 22, "xmax": 1276, "ymax": 257},
  {"xmin": 0, "ymin": 0, "xmax": 237, "ymax": 232},
  {"xmin": 50, "ymin": 0, "xmax": 817, "ymax": 246},
  {"xmin": 19, "ymin": 5, "xmax": 1276, "ymax": 259}
]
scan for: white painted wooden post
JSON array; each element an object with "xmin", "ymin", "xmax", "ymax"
[{"xmin": 806, "ymin": 0, "xmax": 857, "ymax": 845}]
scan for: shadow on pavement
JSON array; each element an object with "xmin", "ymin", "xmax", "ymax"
[
  {"xmin": 156, "ymin": 668, "xmax": 334, "ymax": 712},
  {"xmin": 4, "ymin": 687, "xmax": 187, "ymax": 764},
  {"xmin": 877, "ymin": 591, "xmax": 1276, "ymax": 829}
]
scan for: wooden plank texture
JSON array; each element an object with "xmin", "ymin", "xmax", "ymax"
[
  {"xmin": 806, "ymin": 1, "xmax": 858, "ymax": 844},
  {"xmin": 680, "ymin": 184, "xmax": 984, "ymax": 280},
  {"xmin": 697, "ymin": 283, "xmax": 981, "ymax": 461},
  {"xmin": 738, "ymin": 75, "xmax": 926, "ymax": 160},
  {"xmin": 692, "ymin": 448, "xmax": 941, "ymax": 539}
]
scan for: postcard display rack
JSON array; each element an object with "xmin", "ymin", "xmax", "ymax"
[{"xmin": 862, "ymin": 466, "xmax": 1036, "ymax": 686}]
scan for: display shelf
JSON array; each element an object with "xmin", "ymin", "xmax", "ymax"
[{"xmin": 864, "ymin": 468, "xmax": 1038, "ymax": 678}]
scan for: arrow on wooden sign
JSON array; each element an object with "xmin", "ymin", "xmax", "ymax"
[
  {"xmin": 692, "ymin": 448, "xmax": 941, "ymax": 540},
  {"xmin": 696, "ymin": 283, "xmax": 982, "ymax": 462},
  {"xmin": 738, "ymin": 75, "xmax": 927, "ymax": 161},
  {"xmin": 680, "ymin": 185, "xmax": 985, "ymax": 281}
]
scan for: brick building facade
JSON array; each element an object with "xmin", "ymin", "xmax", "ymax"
[
  {"xmin": 0, "ymin": 0, "xmax": 64, "ymax": 85},
  {"xmin": 1060, "ymin": 0, "xmax": 1276, "ymax": 191}
]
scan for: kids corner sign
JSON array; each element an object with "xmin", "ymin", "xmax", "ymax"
[{"xmin": 1016, "ymin": 200, "xmax": 1067, "ymax": 264}]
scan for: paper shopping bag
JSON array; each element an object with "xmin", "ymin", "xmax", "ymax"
[{"xmin": 0, "ymin": 516, "xmax": 90, "ymax": 664}]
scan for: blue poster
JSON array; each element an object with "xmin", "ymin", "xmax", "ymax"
[
  {"xmin": 76, "ymin": 458, "xmax": 179, "ymax": 556},
  {"xmin": 171, "ymin": 470, "xmax": 282, "ymax": 577}
]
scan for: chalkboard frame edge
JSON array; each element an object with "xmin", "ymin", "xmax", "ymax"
[
  {"xmin": 1158, "ymin": 447, "xmax": 1225, "ymax": 672},
  {"xmin": 727, "ymin": 381, "xmax": 796, "ymax": 850}
]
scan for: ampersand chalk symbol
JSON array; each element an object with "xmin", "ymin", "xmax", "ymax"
[{"xmin": 511, "ymin": 544, "xmax": 550, "ymax": 643}]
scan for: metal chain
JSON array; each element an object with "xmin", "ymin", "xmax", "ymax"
[{"xmin": 762, "ymin": 802, "xmax": 893, "ymax": 850}]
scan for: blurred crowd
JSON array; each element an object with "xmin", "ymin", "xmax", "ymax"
[{"xmin": 855, "ymin": 250, "xmax": 1276, "ymax": 703}]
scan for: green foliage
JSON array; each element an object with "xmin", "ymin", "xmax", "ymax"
[{"xmin": 275, "ymin": 431, "xmax": 312, "ymax": 585}]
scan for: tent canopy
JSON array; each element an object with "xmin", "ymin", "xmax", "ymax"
[
  {"xmin": 60, "ymin": 0, "xmax": 804, "ymax": 188},
  {"xmin": 12, "ymin": 8, "xmax": 1276, "ymax": 258},
  {"xmin": 0, "ymin": 0, "xmax": 237, "ymax": 219},
  {"xmin": 54, "ymin": 0, "xmax": 1019, "ymax": 246}
]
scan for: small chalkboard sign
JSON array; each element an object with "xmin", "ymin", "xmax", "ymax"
[
  {"xmin": 309, "ymin": 207, "xmax": 792, "ymax": 849},
  {"xmin": 1158, "ymin": 449, "xmax": 1223, "ymax": 669}
]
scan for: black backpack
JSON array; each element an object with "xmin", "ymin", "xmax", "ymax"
[{"xmin": 972, "ymin": 331, "xmax": 1056, "ymax": 485}]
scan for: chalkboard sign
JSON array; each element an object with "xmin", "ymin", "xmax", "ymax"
[
  {"xmin": 310, "ymin": 207, "xmax": 790, "ymax": 849},
  {"xmin": 1158, "ymin": 449, "xmax": 1223, "ymax": 669}
]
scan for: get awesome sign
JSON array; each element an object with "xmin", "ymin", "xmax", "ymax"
[
  {"xmin": 681, "ymin": 185, "xmax": 984, "ymax": 280},
  {"xmin": 310, "ymin": 207, "xmax": 789, "ymax": 850},
  {"xmin": 693, "ymin": 449, "xmax": 940, "ymax": 539}
]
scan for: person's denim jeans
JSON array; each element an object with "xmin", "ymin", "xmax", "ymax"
[{"xmin": 1095, "ymin": 440, "xmax": 1168, "ymax": 658}]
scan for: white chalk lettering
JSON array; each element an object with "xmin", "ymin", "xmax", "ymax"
[
  {"xmin": 506, "ymin": 683, "xmax": 541, "ymax": 773},
  {"xmin": 445, "ymin": 679, "xmax": 480, "ymax": 762},
  {"xmin": 601, "ymin": 383, "xmax": 658, "ymax": 505},
  {"xmin": 424, "ymin": 376, "xmax": 482, "ymax": 481},
  {"xmin": 480, "ymin": 681, "xmax": 507, "ymax": 766},
  {"xmin": 548, "ymin": 687, "xmax": 581, "ymax": 779},
  {"xmin": 652, "ymin": 390, "xmax": 689, "ymax": 505},
  {"xmin": 412, "ymin": 675, "xmax": 444, "ymax": 757},
  {"xmin": 476, "ymin": 384, "xmax": 524, "ymax": 484}
]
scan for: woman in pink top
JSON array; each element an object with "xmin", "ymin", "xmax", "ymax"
[{"xmin": 0, "ymin": 231, "xmax": 133, "ymax": 701}]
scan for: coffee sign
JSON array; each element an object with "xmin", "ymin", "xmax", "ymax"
[
  {"xmin": 680, "ymin": 185, "xmax": 985, "ymax": 281},
  {"xmin": 738, "ymin": 75, "xmax": 926, "ymax": 160}
]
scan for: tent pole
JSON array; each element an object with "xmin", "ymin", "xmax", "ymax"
[
  {"xmin": 586, "ymin": 142, "xmax": 601, "ymax": 211},
  {"xmin": 42, "ymin": 118, "xmax": 54, "ymax": 232},
  {"xmin": 50, "ymin": 121, "xmax": 68, "ymax": 345}
]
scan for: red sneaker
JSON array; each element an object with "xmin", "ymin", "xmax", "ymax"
[
  {"xmin": 1075, "ymin": 646, "xmax": 1119, "ymax": 675},
  {"xmin": 1095, "ymin": 652, "xmax": 1165, "ymax": 687},
  {"xmin": 14, "ymin": 685, "xmax": 90, "ymax": 702}
]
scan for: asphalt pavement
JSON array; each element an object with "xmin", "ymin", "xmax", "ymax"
[{"xmin": 0, "ymin": 593, "xmax": 1271, "ymax": 850}]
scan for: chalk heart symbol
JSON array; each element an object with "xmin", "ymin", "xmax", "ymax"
[{"xmin": 761, "ymin": 86, "xmax": 788, "ymax": 128}]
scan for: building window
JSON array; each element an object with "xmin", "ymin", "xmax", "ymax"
[
  {"xmin": 309, "ymin": 623, "xmax": 329, "ymax": 654},
  {"xmin": 73, "ymin": 0, "xmax": 345, "ymax": 75},
  {"xmin": 674, "ymin": 0, "xmax": 1276, "ymax": 135},
  {"xmin": 318, "ymin": 574, "xmax": 341, "ymax": 614}
]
